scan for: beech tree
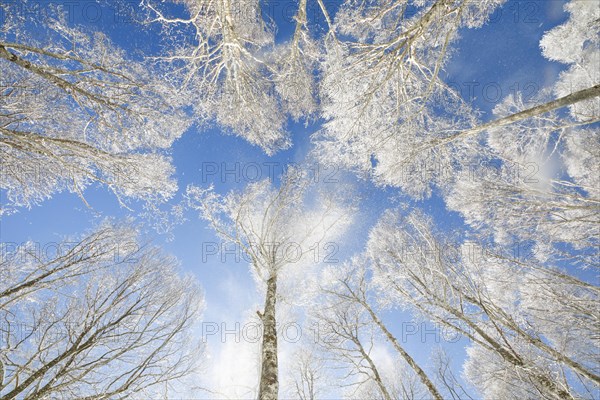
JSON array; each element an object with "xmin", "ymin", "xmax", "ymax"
[
  {"xmin": 540, "ymin": 0, "xmax": 599, "ymax": 123},
  {"xmin": 0, "ymin": 1, "xmax": 191, "ymax": 214},
  {"xmin": 314, "ymin": 0, "xmax": 599, "ymax": 200},
  {"xmin": 0, "ymin": 224, "xmax": 137, "ymax": 310},
  {"xmin": 365, "ymin": 208, "xmax": 600, "ymax": 399},
  {"xmin": 313, "ymin": 300, "xmax": 393, "ymax": 399},
  {"xmin": 445, "ymin": 0, "xmax": 599, "ymax": 266},
  {"xmin": 143, "ymin": 0, "xmax": 323, "ymax": 154},
  {"xmin": 284, "ymin": 347, "xmax": 328, "ymax": 400},
  {"xmin": 0, "ymin": 224, "xmax": 204, "ymax": 399},
  {"xmin": 1, "ymin": 0, "xmax": 597, "ymax": 397},
  {"xmin": 319, "ymin": 260, "xmax": 444, "ymax": 400},
  {"xmin": 186, "ymin": 168, "xmax": 353, "ymax": 399},
  {"xmin": 314, "ymin": 0, "xmax": 507, "ymax": 198},
  {"xmin": 313, "ymin": 290, "xmax": 430, "ymax": 400}
]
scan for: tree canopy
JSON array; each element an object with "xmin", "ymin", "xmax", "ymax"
[{"xmin": 1, "ymin": 0, "xmax": 598, "ymax": 398}]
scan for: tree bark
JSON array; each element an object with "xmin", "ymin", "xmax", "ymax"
[
  {"xmin": 352, "ymin": 337, "xmax": 393, "ymax": 400},
  {"xmin": 258, "ymin": 275, "xmax": 278, "ymax": 400},
  {"xmin": 340, "ymin": 279, "xmax": 444, "ymax": 400},
  {"xmin": 440, "ymin": 83, "xmax": 600, "ymax": 145},
  {"xmin": 0, "ymin": 44, "xmax": 126, "ymax": 110},
  {"xmin": 364, "ymin": 304, "xmax": 444, "ymax": 400}
]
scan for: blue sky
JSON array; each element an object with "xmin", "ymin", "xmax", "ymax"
[{"xmin": 0, "ymin": 0, "xmax": 580, "ymax": 397}]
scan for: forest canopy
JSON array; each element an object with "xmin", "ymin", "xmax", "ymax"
[{"xmin": 1, "ymin": 0, "xmax": 598, "ymax": 399}]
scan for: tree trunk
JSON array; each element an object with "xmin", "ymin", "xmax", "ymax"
[
  {"xmin": 364, "ymin": 304, "xmax": 444, "ymax": 400},
  {"xmin": 443, "ymin": 83, "xmax": 600, "ymax": 144},
  {"xmin": 352, "ymin": 337, "xmax": 393, "ymax": 400},
  {"xmin": 258, "ymin": 275, "xmax": 278, "ymax": 400}
]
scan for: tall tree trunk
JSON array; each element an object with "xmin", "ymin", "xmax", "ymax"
[
  {"xmin": 450, "ymin": 84, "xmax": 600, "ymax": 140},
  {"xmin": 339, "ymin": 279, "xmax": 444, "ymax": 400},
  {"xmin": 397, "ymin": 84, "xmax": 600, "ymax": 168},
  {"xmin": 442, "ymin": 83, "xmax": 600, "ymax": 144},
  {"xmin": 352, "ymin": 337, "xmax": 393, "ymax": 400},
  {"xmin": 258, "ymin": 275, "xmax": 278, "ymax": 400},
  {"xmin": 363, "ymin": 304, "xmax": 444, "ymax": 400}
]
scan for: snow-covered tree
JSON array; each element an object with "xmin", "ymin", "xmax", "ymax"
[
  {"xmin": 365, "ymin": 208, "xmax": 600, "ymax": 399},
  {"xmin": 319, "ymin": 259, "xmax": 444, "ymax": 400},
  {"xmin": 314, "ymin": 0, "xmax": 599, "ymax": 202},
  {"xmin": 313, "ymin": 297, "xmax": 394, "ymax": 400},
  {"xmin": 186, "ymin": 168, "xmax": 353, "ymax": 399},
  {"xmin": 1, "ymin": 0, "xmax": 597, "ymax": 397},
  {"xmin": 313, "ymin": 0, "xmax": 508, "ymax": 197},
  {"xmin": 0, "ymin": 223, "xmax": 137, "ymax": 309},
  {"xmin": 0, "ymin": 224, "xmax": 204, "ymax": 399},
  {"xmin": 283, "ymin": 346, "xmax": 328, "ymax": 400},
  {"xmin": 446, "ymin": 0, "xmax": 599, "ymax": 266},
  {"xmin": 143, "ymin": 0, "xmax": 322, "ymax": 154},
  {"xmin": 540, "ymin": 0, "xmax": 600, "ymax": 123},
  {"xmin": 273, "ymin": 0, "xmax": 319, "ymax": 122},
  {"xmin": 313, "ymin": 287, "xmax": 432, "ymax": 400},
  {"xmin": 0, "ymin": 1, "xmax": 191, "ymax": 215}
]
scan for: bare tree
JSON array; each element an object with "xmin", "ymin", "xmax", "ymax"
[
  {"xmin": 0, "ymin": 1, "xmax": 191, "ymax": 214},
  {"xmin": 314, "ymin": 0, "xmax": 599, "ymax": 202},
  {"xmin": 432, "ymin": 349, "xmax": 476, "ymax": 400},
  {"xmin": 186, "ymin": 168, "xmax": 353, "ymax": 399},
  {"xmin": 0, "ymin": 225, "xmax": 204, "ymax": 399},
  {"xmin": 313, "ymin": 288, "xmax": 431, "ymax": 400},
  {"xmin": 284, "ymin": 347, "xmax": 326, "ymax": 400},
  {"xmin": 321, "ymin": 260, "xmax": 444, "ymax": 400},
  {"xmin": 314, "ymin": 300, "xmax": 393, "ymax": 400},
  {"xmin": 0, "ymin": 224, "xmax": 138, "ymax": 309},
  {"xmin": 366, "ymin": 208, "xmax": 600, "ymax": 399}
]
